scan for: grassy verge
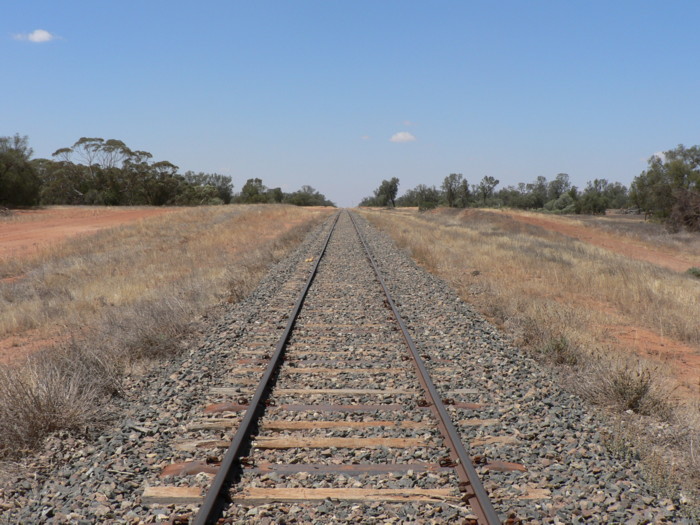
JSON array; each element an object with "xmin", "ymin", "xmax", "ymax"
[
  {"xmin": 0, "ymin": 204, "xmax": 332, "ymax": 456},
  {"xmin": 358, "ymin": 207, "xmax": 700, "ymax": 514}
]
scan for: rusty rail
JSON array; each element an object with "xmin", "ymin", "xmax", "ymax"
[
  {"xmin": 192, "ymin": 212, "xmax": 340, "ymax": 525},
  {"xmin": 348, "ymin": 211, "xmax": 501, "ymax": 525},
  {"xmin": 193, "ymin": 210, "xmax": 500, "ymax": 524}
]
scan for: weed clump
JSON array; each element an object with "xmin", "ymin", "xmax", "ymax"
[
  {"xmin": 0, "ymin": 343, "xmax": 119, "ymax": 456},
  {"xmin": 575, "ymin": 355, "xmax": 673, "ymax": 418}
]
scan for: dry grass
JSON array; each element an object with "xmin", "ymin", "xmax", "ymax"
[
  {"xmin": 0, "ymin": 343, "xmax": 118, "ymax": 454},
  {"xmin": 360, "ymin": 208, "xmax": 700, "ymax": 348},
  {"xmin": 576, "ymin": 213, "xmax": 700, "ymax": 254},
  {"xmin": 0, "ymin": 205, "xmax": 329, "ymax": 340},
  {"xmin": 0, "ymin": 204, "xmax": 332, "ymax": 456},
  {"xmin": 359, "ymin": 206, "xmax": 700, "ymax": 512}
]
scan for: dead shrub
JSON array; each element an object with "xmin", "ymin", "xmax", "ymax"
[
  {"xmin": 540, "ymin": 335, "xmax": 580, "ymax": 366},
  {"xmin": 576, "ymin": 355, "xmax": 674, "ymax": 418},
  {"xmin": 0, "ymin": 343, "xmax": 119, "ymax": 457}
]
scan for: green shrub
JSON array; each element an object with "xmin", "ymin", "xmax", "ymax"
[{"xmin": 686, "ymin": 267, "xmax": 700, "ymax": 279}]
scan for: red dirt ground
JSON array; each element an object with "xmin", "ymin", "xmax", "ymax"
[{"xmin": 0, "ymin": 207, "xmax": 178, "ymax": 261}]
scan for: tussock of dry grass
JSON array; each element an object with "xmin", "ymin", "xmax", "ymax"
[
  {"xmin": 0, "ymin": 204, "xmax": 331, "ymax": 457},
  {"xmin": 359, "ymin": 207, "xmax": 700, "ymax": 512},
  {"xmin": 576, "ymin": 354, "xmax": 674, "ymax": 417},
  {"xmin": 0, "ymin": 343, "xmax": 118, "ymax": 454}
]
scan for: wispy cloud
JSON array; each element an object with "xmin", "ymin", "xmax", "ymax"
[
  {"xmin": 13, "ymin": 29, "xmax": 57, "ymax": 43},
  {"xmin": 402, "ymin": 120, "xmax": 415, "ymax": 127},
  {"xmin": 360, "ymin": 135, "xmax": 370, "ymax": 141},
  {"xmin": 390, "ymin": 131, "xmax": 416, "ymax": 143}
]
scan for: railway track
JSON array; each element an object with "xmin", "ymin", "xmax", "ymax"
[{"xmin": 145, "ymin": 210, "xmax": 511, "ymax": 524}]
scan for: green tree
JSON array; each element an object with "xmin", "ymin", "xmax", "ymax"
[
  {"xmin": 476, "ymin": 175, "xmax": 499, "ymax": 205},
  {"xmin": 377, "ymin": 177, "xmax": 400, "ymax": 207},
  {"xmin": 238, "ymin": 178, "xmax": 269, "ymax": 203},
  {"xmin": 631, "ymin": 145, "xmax": 700, "ymax": 223},
  {"xmin": 0, "ymin": 134, "xmax": 41, "ymax": 206},
  {"xmin": 547, "ymin": 173, "xmax": 571, "ymax": 202},
  {"xmin": 456, "ymin": 178, "xmax": 471, "ymax": 207},
  {"xmin": 284, "ymin": 185, "xmax": 335, "ymax": 206},
  {"xmin": 575, "ymin": 179, "xmax": 627, "ymax": 214},
  {"xmin": 183, "ymin": 171, "xmax": 233, "ymax": 204},
  {"xmin": 361, "ymin": 178, "xmax": 399, "ymax": 207},
  {"xmin": 396, "ymin": 184, "xmax": 440, "ymax": 210},
  {"xmin": 526, "ymin": 175, "xmax": 548, "ymax": 208},
  {"xmin": 441, "ymin": 173, "xmax": 463, "ymax": 207}
]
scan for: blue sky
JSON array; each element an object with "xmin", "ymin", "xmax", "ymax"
[{"xmin": 4, "ymin": 1, "xmax": 700, "ymax": 206}]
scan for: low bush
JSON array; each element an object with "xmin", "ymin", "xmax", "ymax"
[
  {"xmin": 0, "ymin": 343, "xmax": 119, "ymax": 456},
  {"xmin": 575, "ymin": 355, "xmax": 674, "ymax": 418}
]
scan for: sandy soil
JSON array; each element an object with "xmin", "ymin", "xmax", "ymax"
[
  {"xmin": 0, "ymin": 206, "xmax": 178, "ymax": 261},
  {"xmin": 491, "ymin": 209, "xmax": 700, "ymax": 400}
]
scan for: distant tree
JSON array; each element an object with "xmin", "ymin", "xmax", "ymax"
[
  {"xmin": 456, "ymin": 178, "xmax": 471, "ymax": 207},
  {"xmin": 476, "ymin": 175, "xmax": 499, "ymax": 205},
  {"xmin": 0, "ymin": 134, "xmax": 41, "ymax": 206},
  {"xmin": 377, "ymin": 177, "xmax": 399, "ymax": 207},
  {"xmin": 361, "ymin": 178, "xmax": 399, "ymax": 207},
  {"xmin": 396, "ymin": 184, "xmax": 441, "ymax": 210},
  {"xmin": 358, "ymin": 194, "xmax": 381, "ymax": 206},
  {"xmin": 284, "ymin": 185, "xmax": 335, "ymax": 206},
  {"xmin": 631, "ymin": 145, "xmax": 700, "ymax": 228},
  {"xmin": 525, "ymin": 176, "xmax": 549, "ymax": 209},
  {"xmin": 575, "ymin": 179, "xmax": 628, "ymax": 214},
  {"xmin": 183, "ymin": 171, "xmax": 233, "ymax": 204},
  {"xmin": 268, "ymin": 187, "xmax": 284, "ymax": 203},
  {"xmin": 547, "ymin": 173, "xmax": 571, "ymax": 202},
  {"xmin": 441, "ymin": 173, "xmax": 464, "ymax": 207},
  {"xmin": 238, "ymin": 178, "xmax": 269, "ymax": 203}
]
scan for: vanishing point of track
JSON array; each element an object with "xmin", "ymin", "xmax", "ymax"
[{"xmin": 149, "ymin": 210, "xmax": 504, "ymax": 524}]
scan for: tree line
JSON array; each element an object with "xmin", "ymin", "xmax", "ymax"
[
  {"xmin": 360, "ymin": 144, "xmax": 700, "ymax": 231},
  {"xmin": 361, "ymin": 173, "xmax": 627, "ymax": 214},
  {"xmin": 0, "ymin": 135, "xmax": 334, "ymax": 208}
]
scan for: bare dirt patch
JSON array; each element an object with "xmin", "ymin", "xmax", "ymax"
[{"xmin": 0, "ymin": 206, "xmax": 178, "ymax": 261}]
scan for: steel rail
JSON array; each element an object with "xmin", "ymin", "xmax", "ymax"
[
  {"xmin": 193, "ymin": 212, "xmax": 340, "ymax": 525},
  {"xmin": 348, "ymin": 211, "xmax": 501, "ymax": 525}
]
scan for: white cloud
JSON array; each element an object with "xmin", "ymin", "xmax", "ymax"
[
  {"xmin": 390, "ymin": 131, "xmax": 416, "ymax": 143},
  {"xmin": 13, "ymin": 29, "xmax": 56, "ymax": 43},
  {"xmin": 360, "ymin": 135, "xmax": 370, "ymax": 141},
  {"xmin": 402, "ymin": 120, "xmax": 415, "ymax": 126}
]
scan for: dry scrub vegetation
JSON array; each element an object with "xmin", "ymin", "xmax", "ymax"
[
  {"xmin": 0, "ymin": 204, "xmax": 331, "ymax": 456},
  {"xmin": 359, "ymin": 207, "xmax": 700, "ymax": 512}
]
